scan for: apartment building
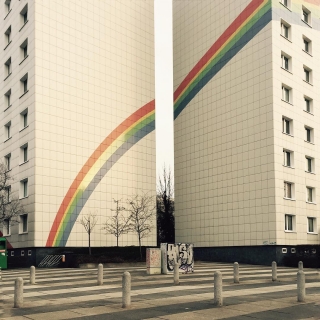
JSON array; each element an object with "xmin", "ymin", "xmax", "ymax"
[
  {"xmin": 173, "ymin": 0, "xmax": 320, "ymax": 265},
  {"xmin": 1, "ymin": 0, "xmax": 156, "ymax": 263}
]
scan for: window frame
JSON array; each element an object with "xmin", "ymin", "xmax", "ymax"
[
  {"xmin": 3, "ymin": 219, "xmax": 11, "ymax": 236},
  {"xmin": 302, "ymin": 35, "xmax": 312, "ymax": 55},
  {"xmin": 281, "ymin": 52, "xmax": 292, "ymax": 72},
  {"xmin": 303, "ymin": 66, "xmax": 312, "ymax": 84},
  {"xmin": 285, "ymin": 214, "xmax": 295, "ymax": 232},
  {"xmin": 308, "ymin": 217, "xmax": 316, "ymax": 233},
  {"xmin": 306, "ymin": 186, "xmax": 315, "ymax": 203},
  {"xmin": 283, "ymin": 149, "xmax": 293, "ymax": 168},
  {"xmin": 302, "ymin": 6, "xmax": 311, "ymax": 26},
  {"xmin": 4, "ymin": 89, "xmax": 11, "ymax": 109},
  {"xmin": 282, "ymin": 117, "xmax": 293, "ymax": 136},
  {"xmin": 306, "ymin": 156, "xmax": 314, "ymax": 173},
  {"xmin": 305, "ymin": 126, "xmax": 314, "ymax": 143},
  {"xmin": 282, "ymin": 85, "xmax": 292, "ymax": 103},
  {"xmin": 20, "ymin": 109, "xmax": 28, "ymax": 130},
  {"xmin": 4, "ymin": 121, "xmax": 11, "ymax": 140},
  {"xmin": 20, "ymin": 179, "xmax": 28, "ymax": 199},
  {"xmin": 304, "ymin": 96, "xmax": 312, "ymax": 114},
  {"xmin": 19, "ymin": 214, "xmax": 28, "ymax": 234},
  {"xmin": 281, "ymin": 20, "xmax": 291, "ymax": 40},
  {"xmin": 4, "ymin": 153, "xmax": 11, "ymax": 171},
  {"xmin": 4, "ymin": 57, "xmax": 12, "ymax": 78},
  {"xmin": 20, "ymin": 143, "xmax": 28, "ymax": 164},
  {"xmin": 284, "ymin": 181, "xmax": 294, "ymax": 199}
]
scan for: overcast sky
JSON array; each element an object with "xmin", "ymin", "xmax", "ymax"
[{"xmin": 154, "ymin": 0, "xmax": 174, "ymax": 182}]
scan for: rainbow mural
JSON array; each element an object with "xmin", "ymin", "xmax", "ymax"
[{"xmin": 46, "ymin": 0, "xmax": 272, "ymax": 247}]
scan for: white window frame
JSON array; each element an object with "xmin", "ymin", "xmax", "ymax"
[
  {"xmin": 4, "ymin": 153, "xmax": 11, "ymax": 171},
  {"xmin": 20, "ymin": 179, "xmax": 28, "ymax": 199},
  {"xmin": 281, "ymin": 20, "xmax": 291, "ymax": 40},
  {"xmin": 4, "ymin": 89, "xmax": 11, "ymax": 109},
  {"xmin": 20, "ymin": 73, "xmax": 28, "ymax": 96},
  {"xmin": 285, "ymin": 214, "xmax": 295, "ymax": 231},
  {"xmin": 283, "ymin": 149, "xmax": 293, "ymax": 167},
  {"xmin": 280, "ymin": 0, "xmax": 291, "ymax": 9},
  {"xmin": 282, "ymin": 85, "xmax": 292, "ymax": 103},
  {"xmin": 304, "ymin": 96, "xmax": 313, "ymax": 114},
  {"xmin": 20, "ymin": 109, "xmax": 28, "ymax": 130},
  {"xmin": 282, "ymin": 117, "xmax": 293, "ymax": 135},
  {"xmin": 20, "ymin": 4, "xmax": 28, "ymax": 28},
  {"xmin": 305, "ymin": 126, "xmax": 314, "ymax": 143},
  {"xmin": 306, "ymin": 186, "xmax": 315, "ymax": 203},
  {"xmin": 302, "ymin": 6, "xmax": 311, "ymax": 26},
  {"xmin": 4, "ymin": 121, "xmax": 11, "ymax": 140},
  {"xmin": 20, "ymin": 38, "xmax": 28, "ymax": 62},
  {"xmin": 3, "ymin": 219, "xmax": 11, "ymax": 236},
  {"xmin": 4, "ymin": 26, "xmax": 11, "ymax": 46},
  {"xmin": 306, "ymin": 156, "xmax": 314, "ymax": 173},
  {"xmin": 281, "ymin": 52, "xmax": 291, "ymax": 72},
  {"xmin": 303, "ymin": 36, "xmax": 312, "ymax": 54},
  {"xmin": 308, "ymin": 217, "xmax": 317, "ymax": 233},
  {"xmin": 5, "ymin": 0, "xmax": 11, "ymax": 13},
  {"xmin": 284, "ymin": 181, "xmax": 294, "ymax": 199},
  {"xmin": 303, "ymin": 66, "xmax": 312, "ymax": 84},
  {"xmin": 20, "ymin": 143, "xmax": 28, "ymax": 164},
  {"xmin": 19, "ymin": 214, "xmax": 28, "ymax": 234},
  {"xmin": 4, "ymin": 57, "xmax": 11, "ymax": 77}
]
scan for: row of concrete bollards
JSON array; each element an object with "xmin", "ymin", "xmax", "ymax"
[{"xmin": 12, "ymin": 261, "xmax": 307, "ymax": 308}]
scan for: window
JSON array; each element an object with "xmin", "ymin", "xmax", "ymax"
[
  {"xmin": 306, "ymin": 186, "xmax": 315, "ymax": 203},
  {"xmin": 281, "ymin": 20, "xmax": 291, "ymax": 40},
  {"xmin": 303, "ymin": 36, "xmax": 312, "ymax": 54},
  {"xmin": 20, "ymin": 4, "xmax": 28, "ymax": 28},
  {"xmin": 4, "ymin": 57, "xmax": 11, "ymax": 78},
  {"xmin": 20, "ymin": 73, "xmax": 28, "ymax": 96},
  {"xmin": 5, "ymin": 0, "xmax": 11, "ymax": 13},
  {"xmin": 20, "ymin": 109, "xmax": 28, "ymax": 129},
  {"xmin": 284, "ymin": 181, "xmax": 294, "ymax": 199},
  {"xmin": 304, "ymin": 96, "xmax": 312, "ymax": 113},
  {"xmin": 304, "ymin": 66, "xmax": 312, "ymax": 84},
  {"xmin": 308, "ymin": 217, "xmax": 316, "ymax": 233},
  {"xmin": 20, "ymin": 179, "xmax": 28, "ymax": 198},
  {"xmin": 281, "ymin": 52, "xmax": 291, "ymax": 72},
  {"xmin": 282, "ymin": 117, "xmax": 292, "ymax": 135},
  {"xmin": 3, "ymin": 219, "xmax": 10, "ymax": 236},
  {"xmin": 306, "ymin": 156, "xmax": 314, "ymax": 173},
  {"xmin": 4, "ymin": 121, "xmax": 11, "ymax": 140},
  {"xmin": 5, "ymin": 153, "xmax": 11, "ymax": 170},
  {"xmin": 281, "ymin": 0, "xmax": 290, "ymax": 8},
  {"xmin": 4, "ymin": 26, "xmax": 11, "ymax": 47},
  {"xmin": 5, "ymin": 186, "xmax": 10, "ymax": 203},
  {"xmin": 4, "ymin": 89, "xmax": 11, "ymax": 108},
  {"xmin": 20, "ymin": 38, "xmax": 28, "ymax": 62},
  {"xmin": 305, "ymin": 126, "xmax": 314, "ymax": 143},
  {"xmin": 19, "ymin": 214, "xmax": 28, "ymax": 233},
  {"xmin": 20, "ymin": 144, "xmax": 28, "ymax": 163},
  {"xmin": 302, "ymin": 6, "xmax": 311, "ymax": 25},
  {"xmin": 285, "ymin": 214, "xmax": 294, "ymax": 231},
  {"xmin": 282, "ymin": 85, "xmax": 292, "ymax": 103},
  {"xmin": 283, "ymin": 149, "xmax": 293, "ymax": 167}
]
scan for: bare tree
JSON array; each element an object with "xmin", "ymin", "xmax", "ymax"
[
  {"xmin": 157, "ymin": 165, "xmax": 175, "ymax": 245},
  {"xmin": 78, "ymin": 211, "xmax": 98, "ymax": 255},
  {"xmin": 102, "ymin": 199, "xmax": 131, "ymax": 247},
  {"xmin": 0, "ymin": 162, "xmax": 27, "ymax": 231},
  {"xmin": 127, "ymin": 193, "xmax": 156, "ymax": 260}
]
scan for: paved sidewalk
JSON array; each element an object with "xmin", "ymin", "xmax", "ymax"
[{"xmin": 1, "ymin": 262, "xmax": 320, "ymax": 319}]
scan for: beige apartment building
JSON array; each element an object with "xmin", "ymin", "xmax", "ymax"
[
  {"xmin": 173, "ymin": 0, "xmax": 320, "ymax": 265},
  {"xmin": 1, "ymin": 0, "xmax": 156, "ymax": 265}
]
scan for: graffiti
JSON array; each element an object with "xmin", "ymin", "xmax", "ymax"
[
  {"xmin": 161, "ymin": 243, "xmax": 194, "ymax": 274},
  {"xmin": 38, "ymin": 255, "xmax": 63, "ymax": 267}
]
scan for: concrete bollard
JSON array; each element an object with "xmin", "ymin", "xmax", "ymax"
[
  {"xmin": 297, "ymin": 270, "xmax": 305, "ymax": 302},
  {"xmin": 97, "ymin": 263, "xmax": 103, "ymax": 285},
  {"xmin": 14, "ymin": 277, "xmax": 24, "ymax": 308},
  {"xmin": 122, "ymin": 271, "xmax": 131, "ymax": 308},
  {"xmin": 30, "ymin": 266, "xmax": 35, "ymax": 285},
  {"xmin": 213, "ymin": 271, "xmax": 223, "ymax": 306},
  {"xmin": 272, "ymin": 261, "xmax": 277, "ymax": 281},
  {"xmin": 298, "ymin": 261, "xmax": 303, "ymax": 271},
  {"xmin": 234, "ymin": 262, "xmax": 239, "ymax": 284},
  {"xmin": 174, "ymin": 262, "xmax": 180, "ymax": 285}
]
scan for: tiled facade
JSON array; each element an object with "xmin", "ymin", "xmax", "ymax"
[
  {"xmin": 173, "ymin": 0, "xmax": 320, "ymax": 263},
  {"xmin": 1, "ymin": 0, "xmax": 156, "ymax": 252}
]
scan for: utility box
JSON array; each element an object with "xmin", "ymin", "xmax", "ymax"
[{"xmin": 0, "ymin": 238, "xmax": 7, "ymax": 269}]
